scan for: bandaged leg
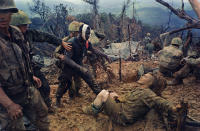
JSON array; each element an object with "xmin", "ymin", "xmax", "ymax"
[{"xmin": 82, "ymin": 89, "xmax": 109, "ymax": 115}]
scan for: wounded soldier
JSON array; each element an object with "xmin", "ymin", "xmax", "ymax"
[{"xmin": 82, "ymin": 73, "xmax": 188, "ymax": 130}]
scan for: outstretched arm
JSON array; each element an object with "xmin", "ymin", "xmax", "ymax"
[
  {"xmin": 89, "ymin": 43, "xmax": 111, "ymax": 62},
  {"xmin": 26, "ymin": 29, "xmax": 72, "ymax": 51}
]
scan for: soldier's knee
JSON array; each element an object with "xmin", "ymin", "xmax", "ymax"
[{"xmin": 97, "ymin": 89, "xmax": 109, "ymax": 103}]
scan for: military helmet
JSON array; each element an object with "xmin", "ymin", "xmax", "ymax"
[
  {"xmin": 0, "ymin": 0, "xmax": 18, "ymax": 13},
  {"xmin": 10, "ymin": 10, "xmax": 31, "ymax": 26},
  {"xmin": 68, "ymin": 21, "xmax": 81, "ymax": 32},
  {"xmin": 137, "ymin": 73, "xmax": 155, "ymax": 87},
  {"xmin": 171, "ymin": 37, "xmax": 182, "ymax": 46},
  {"xmin": 147, "ymin": 33, "xmax": 151, "ymax": 36}
]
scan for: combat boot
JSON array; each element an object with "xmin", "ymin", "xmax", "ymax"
[{"xmin": 167, "ymin": 79, "xmax": 183, "ymax": 86}]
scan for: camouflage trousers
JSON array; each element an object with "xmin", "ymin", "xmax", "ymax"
[
  {"xmin": 174, "ymin": 64, "xmax": 200, "ymax": 80},
  {"xmin": 103, "ymin": 87, "xmax": 174, "ymax": 126},
  {"xmin": 0, "ymin": 87, "xmax": 49, "ymax": 131},
  {"xmin": 159, "ymin": 65, "xmax": 182, "ymax": 77},
  {"xmin": 56, "ymin": 70, "xmax": 82, "ymax": 99},
  {"xmin": 34, "ymin": 69, "xmax": 52, "ymax": 107}
]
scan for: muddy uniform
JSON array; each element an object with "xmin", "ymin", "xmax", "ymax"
[
  {"xmin": 0, "ymin": 26, "xmax": 49, "ymax": 130},
  {"xmin": 56, "ymin": 37, "xmax": 102, "ymax": 99},
  {"xmin": 173, "ymin": 49, "xmax": 200, "ymax": 81},
  {"xmin": 25, "ymin": 29, "xmax": 62, "ymax": 107},
  {"xmin": 104, "ymin": 87, "xmax": 175, "ymax": 126},
  {"xmin": 158, "ymin": 45, "xmax": 183, "ymax": 77},
  {"xmin": 144, "ymin": 42, "xmax": 154, "ymax": 57},
  {"xmin": 86, "ymin": 49, "xmax": 114, "ymax": 79},
  {"xmin": 55, "ymin": 36, "xmax": 81, "ymax": 97}
]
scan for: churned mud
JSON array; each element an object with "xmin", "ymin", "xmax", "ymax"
[{"xmin": 44, "ymin": 61, "xmax": 200, "ymax": 131}]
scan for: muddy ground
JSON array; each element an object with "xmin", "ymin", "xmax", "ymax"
[{"xmin": 43, "ymin": 60, "xmax": 200, "ymax": 131}]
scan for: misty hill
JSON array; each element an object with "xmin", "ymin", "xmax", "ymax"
[{"xmin": 15, "ymin": 0, "xmax": 195, "ymax": 27}]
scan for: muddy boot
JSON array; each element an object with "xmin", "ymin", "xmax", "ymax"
[
  {"xmin": 167, "ymin": 79, "xmax": 183, "ymax": 86},
  {"xmin": 56, "ymin": 98, "xmax": 61, "ymax": 107},
  {"xmin": 44, "ymin": 98, "xmax": 55, "ymax": 113}
]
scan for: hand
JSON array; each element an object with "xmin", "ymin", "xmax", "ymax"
[
  {"xmin": 110, "ymin": 92, "xmax": 119, "ymax": 99},
  {"xmin": 160, "ymin": 32, "xmax": 170, "ymax": 39},
  {"xmin": 62, "ymin": 41, "xmax": 72, "ymax": 51},
  {"xmin": 33, "ymin": 76, "xmax": 42, "ymax": 88},
  {"xmin": 58, "ymin": 54, "xmax": 65, "ymax": 61},
  {"xmin": 7, "ymin": 103, "xmax": 23, "ymax": 120}
]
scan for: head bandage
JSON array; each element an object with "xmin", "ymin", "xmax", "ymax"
[{"xmin": 82, "ymin": 24, "xmax": 89, "ymax": 40}]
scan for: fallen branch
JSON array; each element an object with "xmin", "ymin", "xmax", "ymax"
[{"xmin": 156, "ymin": 0, "xmax": 200, "ymax": 34}]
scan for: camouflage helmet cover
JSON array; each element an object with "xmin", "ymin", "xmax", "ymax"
[
  {"xmin": 171, "ymin": 37, "xmax": 182, "ymax": 46},
  {"xmin": 68, "ymin": 21, "xmax": 82, "ymax": 32},
  {"xmin": 0, "ymin": 0, "xmax": 18, "ymax": 13},
  {"xmin": 10, "ymin": 10, "xmax": 31, "ymax": 26},
  {"xmin": 89, "ymin": 30, "xmax": 100, "ymax": 45},
  {"xmin": 147, "ymin": 33, "xmax": 151, "ymax": 36}
]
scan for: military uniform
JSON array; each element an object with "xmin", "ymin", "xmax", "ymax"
[
  {"xmin": 10, "ymin": 10, "xmax": 63, "ymax": 109},
  {"xmin": 158, "ymin": 45, "xmax": 183, "ymax": 77},
  {"xmin": 83, "ymin": 74, "xmax": 176, "ymax": 127},
  {"xmin": 173, "ymin": 49, "xmax": 200, "ymax": 82},
  {"xmin": 103, "ymin": 87, "xmax": 174, "ymax": 126},
  {"xmin": 24, "ymin": 29, "xmax": 62, "ymax": 107},
  {"xmin": 0, "ymin": 26, "xmax": 49, "ymax": 130},
  {"xmin": 56, "ymin": 37, "xmax": 102, "ymax": 100},
  {"xmin": 144, "ymin": 42, "xmax": 154, "ymax": 58}
]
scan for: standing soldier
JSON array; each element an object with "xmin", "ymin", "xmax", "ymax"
[
  {"xmin": 55, "ymin": 21, "xmax": 83, "ymax": 100},
  {"xmin": 0, "ymin": 0, "xmax": 49, "ymax": 130},
  {"xmin": 158, "ymin": 37, "xmax": 183, "ymax": 77},
  {"xmin": 55, "ymin": 24, "xmax": 109, "ymax": 106},
  {"xmin": 10, "ymin": 10, "xmax": 72, "ymax": 113}
]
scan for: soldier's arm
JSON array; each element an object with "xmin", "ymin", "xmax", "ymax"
[
  {"xmin": 0, "ymin": 86, "xmax": 14, "ymax": 108},
  {"xmin": 88, "ymin": 43, "xmax": 110, "ymax": 61},
  {"xmin": 185, "ymin": 57, "xmax": 200, "ymax": 66},
  {"xmin": 54, "ymin": 45, "xmax": 63, "ymax": 58},
  {"xmin": 26, "ymin": 29, "xmax": 62, "ymax": 46}
]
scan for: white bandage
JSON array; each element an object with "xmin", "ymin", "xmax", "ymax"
[
  {"xmin": 82, "ymin": 24, "xmax": 89, "ymax": 40},
  {"xmin": 94, "ymin": 89, "xmax": 109, "ymax": 107}
]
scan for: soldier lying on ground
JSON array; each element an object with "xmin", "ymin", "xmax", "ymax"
[
  {"xmin": 0, "ymin": 1, "xmax": 49, "ymax": 130},
  {"xmin": 168, "ymin": 42, "xmax": 200, "ymax": 85},
  {"xmin": 55, "ymin": 24, "xmax": 109, "ymax": 106},
  {"xmin": 82, "ymin": 73, "xmax": 199, "ymax": 130},
  {"xmin": 10, "ymin": 10, "xmax": 72, "ymax": 112}
]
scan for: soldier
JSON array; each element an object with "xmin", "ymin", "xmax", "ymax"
[
  {"xmin": 82, "ymin": 73, "xmax": 183, "ymax": 130},
  {"xmin": 144, "ymin": 41, "xmax": 154, "ymax": 58},
  {"xmin": 10, "ymin": 10, "xmax": 72, "ymax": 113},
  {"xmin": 143, "ymin": 33, "xmax": 151, "ymax": 46},
  {"xmin": 169, "ymin": 43, "xmax": 200, "ymax": 85},
  {"xmin": 55, "ymin": 21, "xmax": 83, "ymax": 100},
  {"xmin": 86, "ymin": 30, "xmax": 114, "ymax": 79},
  {"xmin": 158, "ymin": 37, "xmax": 183, "ymax": 77},
  {"xmin": 0, "ymin": 0, "xmax": 49, "ymax": 130},
  {"xmin": 55, "ymin": 24, "xmax": 109, "ymax": 106}
]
